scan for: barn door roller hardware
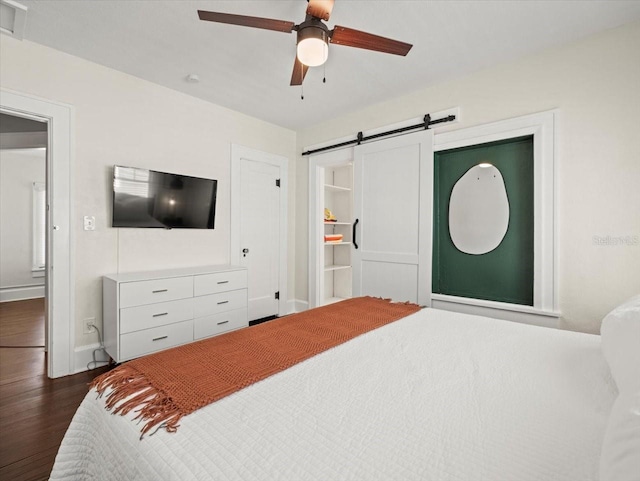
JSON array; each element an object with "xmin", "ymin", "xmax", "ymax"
[{"xmin": 301, "ymin": 113, "xmax": 456, "ymax": 156}]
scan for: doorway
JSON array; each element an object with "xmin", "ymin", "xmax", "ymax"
[
  {"xmin": 1, "ymin": 89, "xmax": 74, "ymax": 378},
  {"xmin": 0, "ymin": 113, "xmax": 47, "ymax": 359}
]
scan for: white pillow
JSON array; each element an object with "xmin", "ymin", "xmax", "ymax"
[
  {"xmin": 600, "ymin": 294, "xmax": 640, "ymax": 392},
  {"xmin": 600, "ymin": 393, "xmax": 640, "ymax": 481},
  {"xmin": 599, "ymin": 294, "xmax": 640, "ymax": 481}
]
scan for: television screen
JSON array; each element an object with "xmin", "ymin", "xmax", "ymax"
[{"xmin": 112, "ymin": 165, "xmax": 217, "ymax": 229}]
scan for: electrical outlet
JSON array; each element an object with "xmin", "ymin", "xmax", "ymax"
[
  {"xmin": 83, "ymin": 215, "xmax": 95, "ymax": 231},
  {"xmin": 83, "ymin": 317, "xmax": 96, "ymax": 334}
]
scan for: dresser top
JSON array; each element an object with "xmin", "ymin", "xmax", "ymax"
[{"xmin": 104, "ymin": 264, "xmax": 246, "ymax": 283}]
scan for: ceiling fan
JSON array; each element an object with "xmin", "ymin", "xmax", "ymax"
[{"xmin": 197, "ymin": 0, "xmax": 412, "ymax": 86}]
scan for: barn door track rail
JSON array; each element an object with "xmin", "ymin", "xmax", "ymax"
[{"xmin": 301, "ymin": 113, "xmax": 456, "ymax": 156}]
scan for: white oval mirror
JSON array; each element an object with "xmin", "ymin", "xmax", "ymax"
[{"xmin": 449, "ymin": 163, "xmax": 509, "ymax": 255}]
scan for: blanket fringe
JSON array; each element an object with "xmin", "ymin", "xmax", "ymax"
[{"xmin": 90, "ymin": 365, "xmax": 183, "ymax": 438}]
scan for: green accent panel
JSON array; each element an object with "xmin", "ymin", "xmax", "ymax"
[{"xmin": 433, "ymin": 136, "xmax": 534, "ymax": 305}]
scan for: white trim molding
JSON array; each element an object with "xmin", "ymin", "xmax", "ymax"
[
  {"xmin": 32, "ymin": 181, "xmax": 46, "ymax": 271},
  {"xmin": 432, "ymin": 294, "xmax": 559, "ymax": 329},
  {"xmin": 433, "ymin": 110, "xmax": 559, "ymax": 324}
]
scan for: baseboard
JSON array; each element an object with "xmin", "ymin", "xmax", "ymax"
[
  {"xmin": 0, "ymin": 285, "xmax": 45, "ymax": 303},
  {"xmin": 74, "ymin": 343, "xmax": 110, "ymax": 374},
  {"xmin": 289, "ymin": 299, "xmax": 309, "ymax": 314}
]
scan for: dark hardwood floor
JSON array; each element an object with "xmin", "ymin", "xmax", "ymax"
[
  {"xmin": 0, "ymin": 299, "xmax": 109, "ymax": 481},
  {"xmin": 0, "ymin": 297, "xmax": 45, "ymax": 347}
]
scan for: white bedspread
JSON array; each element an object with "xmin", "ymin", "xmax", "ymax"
[{"xmin": 51, "ymin": 308, "xmax": 617, "ymax": 481}]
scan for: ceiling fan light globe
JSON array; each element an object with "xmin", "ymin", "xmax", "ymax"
[{"xmin": 297, "ymin": 37, "xmax": 328, "ymax": 67}]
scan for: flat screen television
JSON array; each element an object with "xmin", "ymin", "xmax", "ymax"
[{"xmin": 112, "ymin": 165, "xmax": 217, "ymax": 229}]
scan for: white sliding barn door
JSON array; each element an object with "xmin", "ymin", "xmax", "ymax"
[{"xmin": 352, "ymin": 130, "xmax": 434, "ymax": 306}]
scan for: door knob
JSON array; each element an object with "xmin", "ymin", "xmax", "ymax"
[{"xmin": 242, "ymin": 248, "xmax": 249, "ymax": 257}]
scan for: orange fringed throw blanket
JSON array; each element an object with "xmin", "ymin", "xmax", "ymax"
[{"xmin": 91, "ymin": 296, "xmax": 421, "ymax": 437}]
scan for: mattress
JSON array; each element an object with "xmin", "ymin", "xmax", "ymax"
[{"xmin": 51, "ymin": 308, "xmax": 617, "ymax": 480}]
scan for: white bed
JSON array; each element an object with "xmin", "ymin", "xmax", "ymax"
[{"xmin": 50, "ymin": 305, "xmax": 630, "ymax": 481}]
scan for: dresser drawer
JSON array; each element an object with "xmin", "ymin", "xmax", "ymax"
[
  {"xmin": 194, "ymin": 269, "xmax": 247, "ymax": 297},
  {"xmin": 193, "ymin": 289, "xmax": 247, "ymax": 318},
  {"xmin": 120, "ymin": 298, "xmax": 194, "ymax": 334},
  {"xmin": 194, "ymin": 308, "xmax": 248, "ymax": 340},
  {"xmin": 119, "ymin": 319, "xmax": 194, "ymax": 361},
  {"xmin": 119, "ymin": 276, "xmax": 193, "ymax": 308}
]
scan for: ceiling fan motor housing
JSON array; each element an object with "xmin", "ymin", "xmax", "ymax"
[{"xmin": 296, "ymin": 17, "xmax": 330, "ymax": 66}]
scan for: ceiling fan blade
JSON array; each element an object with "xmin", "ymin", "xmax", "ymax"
[
  {"xmin": 306, "ymin": 0, "xmax": 335, "ymax": 21},
  {"xmin": 330, "ymin": 26, "xmax": 412, "ymax": 56},
  {"xmin": 197, "ymin": 10, "xmax": 295, "ymax": 33},
  {"xmin": 290, "ymin": 56, "xmax": 309, "ymax": 86}
]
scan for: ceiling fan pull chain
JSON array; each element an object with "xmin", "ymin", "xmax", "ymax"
[
  {"xmin": 323, "ymin": 64, "xmax": 326, "ymax": 84},
  {"xmin": 301, "ymin": 83, "xmax": 304, "ymax": 100}
]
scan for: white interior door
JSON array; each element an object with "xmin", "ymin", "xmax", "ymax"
[
  {"xmin": 239, "ymin": 158, "xmax": 280, "ymax": 321},
  {"xmin": 352, "ymin": 130, "xmax": 434, "ymax": 306}
]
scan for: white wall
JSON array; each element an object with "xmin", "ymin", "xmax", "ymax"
[
  {"xmin": 0, "ymin": 148, "xmax": 46, "ymax": 297},
  {"xmin": 1, "ymin": 20, "xmax": 638, "ymax": 344},
  {"xmin": 0, "ymin": 37, "xmax": 297, "ymax": 347},
  {"xmin": 297, "ymin": 21, "xmax": 640, "ymax": 334}
]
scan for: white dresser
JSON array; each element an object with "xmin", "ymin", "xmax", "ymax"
[{"xmin": 103, "ymin": 265, "xmax": 248, "ymax": 363}]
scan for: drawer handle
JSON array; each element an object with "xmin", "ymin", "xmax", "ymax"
[
  {"xmin": 152, "ymin": 335, "xmax": 168, "ymax": 342},
  {"xmin": 217, "ymin": 300, "xmax": 229, "ymax": 305},
  {"xmin": 217, "ymin": 280, "xmax": 229, "ymax": 284},
  {"xmin": 152, "ymin": 289, "xmax": 168, "ymax": 294},
  {"xmin": 217, "ymin": 320, "xmax": 229, "ymax": 326},
  {"xmin": 152, "ymin": 312, "xmax": 168, "ymax": 317}
]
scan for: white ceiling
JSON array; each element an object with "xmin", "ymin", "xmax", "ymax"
[{"xmin": 15, "ymin": 1, "xmax": 640, "ymax": 130}]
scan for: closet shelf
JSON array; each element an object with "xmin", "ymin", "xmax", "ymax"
[
  {"xmin": 324, "ymin": 264, "xmax": 351, "ymax": 272},
  {"xmin": 324, "ymin": 184, "xmax": 351, "ymax": 193},
  {"xmin": 314, "ymin": 161, "xmax": 353, "ymax": 308}
]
